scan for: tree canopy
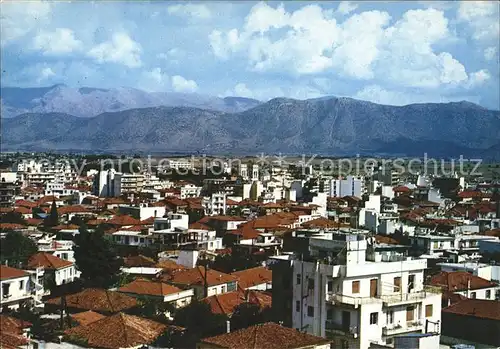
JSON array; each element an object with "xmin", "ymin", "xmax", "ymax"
[
  {"xmin": 44, "ymin": 199, "xmax": 59, "ymax": 227},
  {"xmin": 73, "ymin": 225, "xmax": 123, "ymax": 288},
  {"xmin": 0, "ymin": 231, "xmax": 38, "ymax": 268}
]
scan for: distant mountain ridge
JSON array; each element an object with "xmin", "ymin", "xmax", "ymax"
[
  {"xmin": 2, "ymin": 96, "xmax": 499, "ymax": 158},
  {"xmin": 0, "ymin": 84, "xmax": 262, "ymax": 118}
]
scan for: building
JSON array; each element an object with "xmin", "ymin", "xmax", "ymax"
[
  {"xmin": 330, "ymin": 176, "xmax": 364, "ymax": 198},
  {"xmin": 0, "ymin": 172, "xmax": 18, "ymax": 208},
  {"xmin": 118, "ymin": 279, "xmax": 194, "ymax": 309},
  {"xmin": 197, "ymin": 322, "xmax": 332, "ymax": 349},
  {"xmin": 291, "ymin": 233, "xmax": 442, "ymax": 349},
  {"xmin": 441, "ymin": 299, "xmax": 500, "ymax": 347},
  {"xmin": 26, "ymin": 252, "xmax": 77, "ymax": 287},
  {"xmin": 203, "ymin": 193, "xmax": 227, "ymax": 216},
  {"xmin": 0, "ymin": 265, "xmax": 33, "ymax": 312},
  {"xmin": 429, "ymin": 271, "xmax": 499, "ymax": 302},
  {"xmin": 231, "ymin": 266, "xmax": 272, "ymax": 291}
]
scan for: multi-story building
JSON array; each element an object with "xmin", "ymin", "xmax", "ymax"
[
  {"xmin": 0, "ymin": 266, "xmax": 34, "ymax": 312},
  {"xmin": 203, "ymin": 193, "xmax": 227, "ymax": 216},
  {"xmin": 44, "ymin": 182, "xmax": 76, "ymax": 197},
  {"xmin": 0, "ymin": 172, "xmax": 18, "ymax": 208},
  {"xmin": 330, "ymin": 176, "xmax": 364, "ymax": 198},
  {"xmin": 291, "ymin": 233, "xmax": 441, "ymax": 349},
  {"xmin": 180, "ymin": 183, "xmax": 202, "ymax": 199}
]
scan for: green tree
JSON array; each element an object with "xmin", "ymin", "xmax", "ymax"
[
  {"xmin": 73, "ymin": 225, "xmax": 123, "ymax": 288},
  {"xmin": 173, "ymin": 300, "xmax": 228, "ymax": 347},
  {"xmin": 0, "ymin": 231, "xmax": 38, "ymax": 267},
  {"xmin": 44, "ymin": 199, "xmax": 59, "ymax": 227},
  {"xmin": 1, "ymin": 211, "xmax": 27, "ymax": 225}
]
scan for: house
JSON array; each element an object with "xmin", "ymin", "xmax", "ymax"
[
  {"xmin": 26, "ymin": 252, "xmax": 77, "ymax": 286},
  {"xmin": 202, "ymin": 290, "xmax": 271, "ymax": 316},
  {"xmin": 118, "ymin": 279, "xmax": 194, "ymax": 309},
  {"xmin": 231, "ymin": 266, "xmax": 272, "ymax": 291},
  {"xmin": 441, "ymin": 299, "xmax": 500, "ymax": 346},
  {"xmin": 64, "ymin": 313, "xmax": 166, "ymax": 349},
  {"xmin": 163, "ymin": 266, "xmax": 238, "ymax": 299},
  {"xmin": 197, "ymin": 322, "xmax": 332, "ymax": 349},
  {"xmin": 0, "ymin": 315, "xmax": 31, "ymax": 349},
  {"xmin": 0, "ymin": 266, "xmax": 32, "ymax": 312},
  {"xmin": 291, "ymin": 233, "xmax": 442, "ymax": 349},
  {"xmin": 70, "ymin": 310, "xmax": 106, "ymax": 326},
  {"xmin": 429, "ymin": 271, "xmax": 499, "ymax": 302},
  {"xmin": 46, "ymin": 288, "xmax": 138, "ymax": 314}
]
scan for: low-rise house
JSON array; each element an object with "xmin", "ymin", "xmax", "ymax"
[
  {"xmin": 0, "ymin": 315, "xmax": 32, "ymax": 349},
  {"xmin": 26, "ymin": 252, "xmax": 77, "ymax": 286},
  {"xmin": 202, "ymin": 290, "xmax": 271, "ymax": 317},
  {"xmin": 64, "ymin": 313, "xmax": 166, "ymax": 349},
  {"xmin": 0, "ymin": 266, "xmax": 32, "ymax": 312},
  {"xmin": 163, "ymin": 266, "xmax": 238, "ymax": 299},
  {"xmin": 429, "ymin": 271, "xmax": 499, "ymax": 302},
  {"xmin": 118, "ymin": 279, "xmax": 194, "ymax": 309},
  {"xmin": 46, "ymin": 288, "xmax": 138, "ymax": 314},
  {"xmin": 231, "ymin": 266, "xmax": 272, "ymax": 291},
  {"xmin": 441, "ymin": 299, "xmax": 500, "ymax": 346},
  {"xmin": 70, "ymin": 310, "xmax": 106, "ymax": 326},
  {"xmin": 197, "ymin": 322, "xmax": 332, "ymax": 349}
]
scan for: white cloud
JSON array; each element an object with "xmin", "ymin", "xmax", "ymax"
[
  {"xmin": 32, "ymin": 28, "xmax": 83, "ymax": 55},
  {"xmin": 37, "ymin": 67, "xmax": 56, "ymax": 83},
  {"xmin": 167, "ymin": 4, "xmax": 211, "ymax": 19},
  {"xmin": 210, "ymin": 4, "xmax": 468, "ymax": 89},
  {"xmin": 467, "ymin": 69, "xmax": 491, "ymax": 88},
  {"xmin": 88, "ymin": 32, "xmax": 142, "ymax": 68},
  {"xmin": 457, "ymin": 1, "xmax": 500, "ymax": 41},
  {"xmin": 139, "ymin": 67, "xmax": 169, "ymax": 92},
  {"xmin": 355, "ymin": 85, "xmax": 481, "ymax": 106},
  {"xmin": 336, "ymin": 1, "xmax": 358, "ymax": 15},
  {"xmin": 0, "ymin": 0, "xmax": 52, "ymax": 46},
  {"xmin": 171, "ymin": 75, "xmax": 198, "ymax": 92},
  {"xmin": 484, "ymin": 46, "xmax": 497, "ymax": 61}
]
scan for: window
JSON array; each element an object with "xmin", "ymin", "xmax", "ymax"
[
  {"xmin": 327, "ymin": 281, "xmax": 333, "ymax": 292},
  {"xmin": 387, "ymin": 310, "xmax": 394, "ymax": 324},
  {"xmin": 369, "ymin": 312, "xmax": 378, "ymax": 325},
  {"xmin": 308, "ymin": 278, "xmax": 314, "ymax": 290},
  {"xmin": 327, "ymin": 308, "xmax": 333, "ymax": 320},
  {"xmin": 486, "ymin": 290, "xmax": 491, "ymax": 299},
  {"xmin": 2, "ymin": 283, "xmax": 10, "ymax": 297},
  {"xmin": 19, "ymin": 280, "xmax": 24, "ymax": 290},
  {"xmin": 296, "ymin": 301, "xmax": 300, "ymax": 312},
  {"xmin": 352, "ymin": 280, "xmax": 360, "ymax": 294},
  {"xmin": 296, "ymin": 273, "xmax": 301, "ymax": 285},
  {"xmin": 394, "ymin": 277, "xmax": 401, "ymax": 292},
  {"xmin": 425, "ymin": 304, "xmax": 433, "ymax": 317},
  {"xmin": 406, "ymin": 306, "xmax": 415, "ymax": 321},
  {"xmin": 307, "ymin": 306, "xmax": 314, "ymax": 317},
  {"xmin": 221, "ymin": 286, "xmax": 226, "ymax": 293},
  {"xmin": 470, "ymin": 292, "xmax": 476, "ymax": 299}
]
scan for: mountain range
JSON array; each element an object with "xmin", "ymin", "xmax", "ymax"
[{"xmin": 2, "ymin": 86, "xmax": 499, "ymax": 158}]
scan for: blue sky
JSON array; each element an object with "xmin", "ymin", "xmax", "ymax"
[{"xmin": 1, "ymin": 1, "xmax": 499, "ymax": 109}]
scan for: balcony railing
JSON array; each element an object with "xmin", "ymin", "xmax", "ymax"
[
  {"xmin": 326, "ymin": 293, "xmax": 382, "ymax": 306},
  {"xmin": 382, "ymin": 320, "xmax": 424, "ymax": 336},
  {"xmin": 325, "ymin": 320, "xmax": 358, "ymax": 338}
]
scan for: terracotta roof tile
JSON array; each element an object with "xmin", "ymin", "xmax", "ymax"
[
  {"xmin": 25, "ymin": 218, "xmax": 43, "ymax": 226},
  {"xmin": 14, "ymin": 200, "xmax": 38, "ymax": 208},
  {"xmin": 301, "ymin": 217, "xmax": 337, "ymax": 229},
  {"xmin": 47, "ymin": 288, "xmax": 138, "ymax": 313},
  {"xmin": 164, "ymin": 266, "xmax": 237, "ymax": 287},
  {"xmin": 200, "ymin": 322, "xmax": 331, "ymax": 349},
  {"xmin": 443, "ymin": 299, "xmax": 500, "ymax": 321},
  {"xmin": 0, "ymin": 265, "xmax": 29, "ymax": 280},
  {"xmin": 118, "ymin": 279, "xmax": 184, "ymax": 297},
  {"xmin": 106, "ymin": 215, "xmax": 141, "ymax": 226},
  {"xmin": 70, "ymin": 311, "xmax": 106, "ymax": 326},
  {"xmin": 27, "ymin": 252, "xmax": 73, "ymax": 270},
  {"xmin": 429, "ymin": 271, "xmax": 497, "ymax": 292},
  {"xmin": 231, "ymin": 267, "xmax": 272, "ymax": 290},
  {"xmin": 123, "ymin": 255, "xmax": 156, "ymax": 268},
  {"xmin": 229, "ymin": 224, "xmax": 261, "ymax": 240},
  {"xmin": 0, "ymin": 223, "xmax": 25, "ymax": 230},
  {"xmin": 189, "ymin": 222, "xmax": 211, "ymax": 230},
  {"xmin": 64, "ymin": 313, "xmax": 166, "ymax": 349}
]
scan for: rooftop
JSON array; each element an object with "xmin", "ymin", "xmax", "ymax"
[
  {"xmin": 443, "ymin": 299, "xmax": 500, "ymax": 321},
  {"xmin": 47, "ymin": 288, "xmax": 138, "ymax": 313}
]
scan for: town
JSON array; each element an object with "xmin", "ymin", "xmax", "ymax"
[{"xmin": 0, "ymin": 153, "xmax": 499, "ymax": 349}]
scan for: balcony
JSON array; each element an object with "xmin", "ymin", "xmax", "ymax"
[
  {"xmin": 326, "ymin": 293, "xmax": 382, "ymax": 307},
  {"xmin": 325, "ymin": 320, "xmax": 358, "ymax": 338},
  {"xmin": 380, "ymin": 286, "xmax": 441, "ymax": 307},
  {"xmin": 382, "ymin": 320, "xmax": 424, "ymax": 336}
]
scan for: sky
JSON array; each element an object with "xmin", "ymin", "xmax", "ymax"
[{"xmin": 1, "ymin": 1, "xmax": 499, "ymax": 109}]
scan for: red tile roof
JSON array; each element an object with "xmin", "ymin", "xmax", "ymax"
[
  {"xmin": 47, "ymin": 288, "xmax": 138, "ymax": 313},
  {"xmin": 123, "ymin": 255, "xmax": 156, "ymax": 268},
  {"xmin": 200, "ymin": 322, "xmax": 331, "ymax": 349},
  {"xmin": 106, "ymin": 215, "xmax": 141, "ymax": 226},
  {"xmin": 301, "ymin": 217, "xmax": 337, "ymax": 228},
  {"xmin": 26, "ymin": 252, "xmax": 73, "ymax": 270},
  {"xmin": 231, "ymin": 267, "xmax": 272, "ymax": 290},
  {"xmin": 13, "ymin": 206, "xmax": 31, "ymax": 215},
  {"xmin": 25, "ymin": 218, "xmax": 43, "ymax": 226},
  {"xmin": 0, "ymin": 265, "xmax": 28, "ymax": 280},
  {"xmin": 14, "ymin": 200, "xmax": 38, "ymax": 208},
  {"xmin": 70, "ymin": 311, "xmax": 106, "ymax": 326},
  {"xmin": 189, "ymin": 222, "xmax": 211, "ymax": 230},
  {"xmin": 64, "ymin": 313, "xmax": 166, "ymax": 349},
  {"xmin": 443, "ymin": 299, "xmax": 500, "ymax": 321},
  {"xmin": 164, "ymin": 266, "xmax": 238, "ymax": 287},
  {"xmin": 202, "ymin": 290, "xmax": 271, "ymax": 316},
  {"xmin": 118, "ymin": 279, "xmax": 184, "ymax": 297},
  {"xmin": 393, "ymin": 186, "xmax": 411, "ymax": 193},
  {"xmin": 229, "ymin": 224, "xmax": 261, "ymax": 240},
  {"xmin": 0, "ymin": 316, "xmax": 30, "ymax": 349},
  {"xmin": 0, "ymin": 223, "xmax": 25, "ymax": 230},
  {"xmin": 51, "ymin": 224, "xmax": 79, "ymax": 231},
  {"xmin": 429, "ymin": 271, "xmax": 497, "ymax": 292},
  {"xmin": 58, "ymin": 205, "xmax": 91, "ymax": 214}
]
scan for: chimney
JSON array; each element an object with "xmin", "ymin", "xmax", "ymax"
[{"xmin": 226, "ymin": 320, "xmax": 231, "ymax": 333}]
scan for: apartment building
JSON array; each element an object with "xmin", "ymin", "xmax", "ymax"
[
  {"xmin": 203, "ymin": 192, "xmax": 227, "ymax": 216},
  {"xmin": 0, "ymin": 172, "xmax": 18, "ymax": 208},
  {"xmin": 292, "ymin": 233, "xmax": 441, "ymax": 349},
  {"xmin": 330, "ymin": 176, "xmax": 364, "ymax": 198}
]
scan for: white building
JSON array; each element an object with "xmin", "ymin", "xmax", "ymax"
[
  {"xmin": 330, "ymin": 176, "xmax": 364, "ymax": 198},
  {"xmin": 292, "ymin": 233, "xmax": 441, "ymax": 349},
  {"xmin": 203, "ymin": 192, "xmax": 226, "ymax": 216},
  {"xmin": 180, "ymin": 183, "xmax": 202, "ymax": 199},
  {"xmin": 0, "ymin": 265, "xmax": 34, "ymax": 312},
  {"xmin": 44, "ymin": 182, "xmax": 76, "ymax": 197},
  {"xmin": 118, "ymin": 204, "xmax": 167, "ymax": 221},
  {"xmin": 26, "ymin": 252, "xmax": 77, "ymax": 287}
]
